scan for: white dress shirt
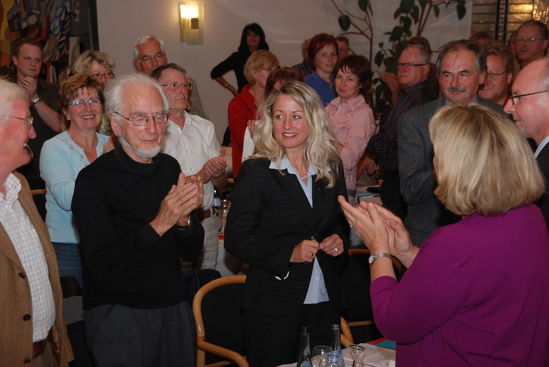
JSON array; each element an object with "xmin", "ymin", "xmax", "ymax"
[
  {"xmin": 162, "ymin": 111, "xmax": 221, "ymax": 209},
  {"xmin": 0, "ymin": 174, "xmax": 55, "ymax": 342}
]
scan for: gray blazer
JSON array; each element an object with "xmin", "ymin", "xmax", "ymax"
[{"xmin": 397, "ymin": 98, "xmax": 504, "ymax": 246}]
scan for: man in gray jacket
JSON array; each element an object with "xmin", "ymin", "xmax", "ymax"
[{"xmin": 398, "ymin": 39, "xmax": 503, "ymax": 246}]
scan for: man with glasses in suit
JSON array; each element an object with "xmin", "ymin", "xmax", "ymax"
[{"xmin": 504, "ymin": 57, "xmax": 549, "ymax": 228}]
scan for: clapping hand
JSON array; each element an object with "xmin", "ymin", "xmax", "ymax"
[{"xmin": 150, "ymin": 173, "xmax": 204, "ymax": 236}]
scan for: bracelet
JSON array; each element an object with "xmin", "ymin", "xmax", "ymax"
[
  {"xmin": 31, "ymin": 95, "xmax": 41, "ymax": 105},
  {"xmin": 368, "ymin": 252, "xmax": 392, "ymax": 265}
]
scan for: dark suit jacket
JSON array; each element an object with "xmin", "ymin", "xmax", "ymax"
[
  {"xmin": 225, "ymin": 158, "xmax": 350, "ymax": 316},
  {"xmin": 0, "ymin": 173, "xmax": 73, "ymax": 366},
  {"xmin": 536, "ymin": 143, "xmax": 549, "ymax": 229},
  {"xmin": 397, "ymin": 98, "xmax": 504, "ymax": 246}
]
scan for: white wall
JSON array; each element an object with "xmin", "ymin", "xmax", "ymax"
[{"xmin": 97, "ymin": 0, "xmax": 472, "ymax": 142}]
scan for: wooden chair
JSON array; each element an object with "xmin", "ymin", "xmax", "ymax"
[
  {"xmin": 192, "ymin": 275, "xmax": 248, "ymax": 367},
  {"xmin": 340, "ymin": 316, "xmax": 359, "ymax": 348}
]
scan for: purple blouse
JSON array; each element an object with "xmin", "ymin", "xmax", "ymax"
[{"xmin": 371, "ymin": 204, "xmax": 549, "ymax": 367}]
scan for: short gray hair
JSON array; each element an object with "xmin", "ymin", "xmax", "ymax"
[
  {"xmin": 104, "ymin": 73, "xmax": 169, "ymax": 121},
  {"xmin": 133, "ymin": 35, "xmax": 166, "ymax": 60},
  {"xmin": 436, "ymin": 39, "xmax": 486, "ymax": 75},
  {"xmin": 0, "ymin": 78, "xmax": 27, "ymax": 122}
]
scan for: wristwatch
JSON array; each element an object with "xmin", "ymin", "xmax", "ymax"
[
  {"xmin": 31, "ymin": 95, "xmax": 41, "ymax": 105},
  {"xmin": 368, "ymin": 252, "xmax": 392, "ymax": 264}
]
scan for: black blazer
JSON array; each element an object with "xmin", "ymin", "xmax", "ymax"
[
  {"xmin": 225, "ymin": 158, "xmax": 350, "ymax": 316},
  {"xmin": 536, "ymin": 144, "xmax": 549, "ymax": 229}
]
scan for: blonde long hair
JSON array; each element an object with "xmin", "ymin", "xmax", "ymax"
[
  {"xmin": 253, "ymin": 81, "xmax": 340, "ymax": 187},
  {"xmin": 429, "ymin": 103, "xmax": 544, "ymax": 216}
]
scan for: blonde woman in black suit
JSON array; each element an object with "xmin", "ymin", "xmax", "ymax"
[{"xmin": 225, "ymin": 81, "xmax": 349, "ymax": 367}]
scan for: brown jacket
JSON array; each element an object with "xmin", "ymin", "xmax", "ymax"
[{"xmin": 0, "ymin": 173, "xmax": 73, "ymax": 366}]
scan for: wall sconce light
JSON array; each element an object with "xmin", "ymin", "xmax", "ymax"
[{"xmin": 179, "ymin": 1, "xmax": 204, "ymax": 45}]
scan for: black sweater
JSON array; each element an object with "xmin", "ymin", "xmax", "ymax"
[{"xmin": 72, "ymin": 147, "xmax": 203, "ymax": 309}]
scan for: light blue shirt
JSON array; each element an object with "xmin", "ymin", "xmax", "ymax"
[
  {"xmin": 40, "ymin": 131, "xmax": 109, "ymax": 243},
  {"xmin": 534, "ymin": 136, "xmax": 549, "ymax": 158},
  {"xmin": 269, "ymin": 156, "xmax": 329, "ymax": 304}
]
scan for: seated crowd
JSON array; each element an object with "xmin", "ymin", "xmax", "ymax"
[{"xmin": 0, "ymin": 18, "xmax": 548, "ymax": 367}]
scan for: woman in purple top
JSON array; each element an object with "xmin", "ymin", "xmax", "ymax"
[{"xmin": 339, "ymin": 104, "xmax": 549, "ymax": 367}]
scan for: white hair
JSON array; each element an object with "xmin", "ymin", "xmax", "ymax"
[
  {"xmin": 0, "ymin": 79, "xmax": 27, "ymax": 123},
  {"xmin": 104, "ymin": 73, "xmax": 169, "ymax": 119},
  {"xmin": 133, "ymin": 35, "xmax": 166, "ymax": 60}
]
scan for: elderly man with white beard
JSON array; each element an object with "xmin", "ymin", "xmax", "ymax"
[{"xmin": 72, "ymin": 73, "xmax": 204, "ymax": 367}]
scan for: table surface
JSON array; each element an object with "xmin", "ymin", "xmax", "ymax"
[{"xmin": 278, "ymin": 342, "xmax": 396, "ymax": 367}]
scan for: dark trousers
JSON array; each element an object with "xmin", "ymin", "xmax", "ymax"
[
  {"xmin": 243, "ymin": 302, "xmax": 338, "ymax": 367},
  {"xmin": 380, "ymin": 170, "xmax": 407, "ymax": 220},
  {"xmin": 84, "ymin": 302, "xmax": 196, "ymax": 367}
]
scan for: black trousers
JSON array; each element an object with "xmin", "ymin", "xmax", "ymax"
[
  {"xmin": 84, "ymin": 302, "xmax": 196, "ymax": 367},
  {"xmin": 243, "ymin": 302, "xmax": 339, "ymax": 367},
  {"xmin": 380, "ymin": 169, "xmax": 407, "ymax": 220}
]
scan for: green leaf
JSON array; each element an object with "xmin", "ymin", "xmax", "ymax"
[
  {"xmin": 394, "ymin": 8, "xmax": 401, "ymax": 19},
  {"xmin": 401, "ymin": 16, "xmax": 412, "ymax": 30},
  {"xmin": 400, "ymin": 0, "xmax": 414, "ymax": 13},
  {"xmin": 410, "ymin": 5, "xmax": 419, "ymax": 23},
  {"xmin": 418, "ymin": 0, "xmax": 428, "ymax": 8},
  {"xmin": 433, "ymin": 5, "xmax": 440, "ymax": 17},
  {"xmin": 338, "ymin": 14, "xmax": 351, "ymax": 31},
  {"xmin": 457, "ymin": 4, "xmax": 466, "ymax": 20},
  {"xmin": 375, "ymin": 51, "xmax": 384, "ymax": 67},
  {"xmin": 358, "ymin": 0, "xmax": 369, "ymax": 12},
  {"xmin": 378, "ymin": 42, "xmax": 384, "ymax": 48},
  {"xmin": 389, "ymin": 27, "xmax": 403, "ymax": 42}
]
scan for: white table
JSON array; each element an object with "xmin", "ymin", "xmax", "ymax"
[{"xmin": 278, "ymin": 343, "xmax": 396, "ymax": 367}]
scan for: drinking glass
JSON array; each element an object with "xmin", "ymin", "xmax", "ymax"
[
  {"xmin": 311, "ymin": 345, "xmax": 330, "ymax": 367},
  {"xmin": 350, "ymin": 344, "xmax": 365, "ymax": 367}
]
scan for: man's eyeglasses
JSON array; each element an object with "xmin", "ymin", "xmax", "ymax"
[
  {"xmin": 113, "ymin": 111, "xmax": 169, "ymax": 126},
  {"xmin": 1, "ymin": 114, "xmax": 33, "ymax": 127},
  {"xmin": 397, "ymin": 63, "xmax": 427, "ymax": 68},
  {"xmin": 139, "ymin": 53, "xmax": 166, "ymax": 64},
  {"xmin": 161, "ymin": 82, "xmax": 192, "ymax": 90},
  {"xmin": 511, "ymin": 37, "xmax": 548, "ymax": 43},
  {"xmin": 69, "ymin": 98, "xmax": 101, "ymax": 107},
  {"xmin": 92, "ymin": 71, "xmax": 115, "ymax": 80},
  {"xmin": 508, "ymin": 90, "xmax": 548, "ymax": 105},
  {"xmin": 486, "ymin": 71, "xmax": 507, "ymax": 80}
]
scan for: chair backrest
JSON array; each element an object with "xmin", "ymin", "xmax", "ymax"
[{"xmin": 192, "ymin": 275, "xmax": 248, "ymax": 367}]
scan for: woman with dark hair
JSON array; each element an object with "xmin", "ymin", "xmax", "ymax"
[
  {"xmin": 211, "ymin": 23, "xmax": 269, "ymax": 96},
  {"xmin": 40, "ymin": 74, "xmax": 112, "ymax": 286},
  {"xmin": 326, "ymin": 55, "xmax": 375, "ymax": 204},
  {"xmin": 305, "ymin": 33, "xmax": 338, "ymax": 106}
]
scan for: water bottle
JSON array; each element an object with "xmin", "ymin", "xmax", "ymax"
[
  {"xmin": 329, "ymin": 324, "xmax": 345, "ymax": 367},
  {"xmin": 213, "ymin": 189, "xmax": 221, "ymax": 215},
  {"xmin": 296, "ymin": 326, "xmax": 312, "ymax": 367}
]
